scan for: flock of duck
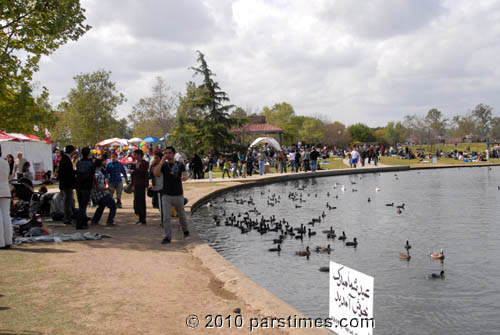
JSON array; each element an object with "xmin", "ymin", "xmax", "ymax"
[{"xmin": 206, "ymin": 173, "xmax": 447, "ymax": 280}]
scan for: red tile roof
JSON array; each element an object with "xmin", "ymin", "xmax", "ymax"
[{"xmin": 231, "ymin": 123, "xmax": 284, "ymax": 133}]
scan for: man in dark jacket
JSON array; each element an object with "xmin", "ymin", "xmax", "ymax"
[
  {"xmin": 75, "ymin": 147, "xmax": 95, "ymax": 229},
  {"xmin": 310, "ymin": 147, "xmax": 320, "ymax": 172},
  {"xmin": 58, "ymin": 145, "xmax": 76, "ymax": 225},
  {"xmin": 132, "ymin": 149, "xmax": 149, "ymax": 225}
]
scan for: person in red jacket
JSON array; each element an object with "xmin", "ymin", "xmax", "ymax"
[{"xmin": 132, "ymin": 149, "xmax": 149, "ymax": 225}]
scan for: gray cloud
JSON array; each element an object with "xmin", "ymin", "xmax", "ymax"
[{"xmin": 32, "ymin": 0, "xmax": 500, "ymax": 127}]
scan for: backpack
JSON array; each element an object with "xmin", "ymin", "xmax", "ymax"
[{"xmin": 75, "ymin": 160, "xmax": 94, "ymax": 189}]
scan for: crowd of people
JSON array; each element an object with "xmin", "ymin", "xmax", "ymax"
[{"xmin": 52, "ymin": 145, "xmax": 190, "ymax": 244}]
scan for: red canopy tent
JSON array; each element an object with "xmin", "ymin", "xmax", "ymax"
[{"xmin": 0, "ymin": 131, "xmax": 18, "ymax": 141}]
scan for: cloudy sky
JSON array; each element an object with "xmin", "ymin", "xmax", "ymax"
[{"xmin": 33, "ymin": 0, "xmax": 500, "ymax": 127}]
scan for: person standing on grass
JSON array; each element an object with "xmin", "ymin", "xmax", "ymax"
[
  {"xmin": 105, "ymin": 152, "xmax": 128, "ymax": 208},
  {"xmin": 132, "ymin": 149, "xmax": 149, "ymax": 225},
  {"xmin": 58, "ymin": 145, "xmax": 76, "ymax": 226},
  {"xmin": 75, "ymin": 147, "xmax": 95, "ymax": 230},
  {"xmin": 0, "ymin": 145, "xmax": 13, "ymax": 249},
  {"xmin": 222, "ymin": 158, "xmax": 231, "ymax": 179},
  {"xmin": 153, "ymin": 146, "xmax": 189, "ymax": 244},
  {"xmin": 90, "ymin": 159, "xmax": 116, "ymax": 226}
]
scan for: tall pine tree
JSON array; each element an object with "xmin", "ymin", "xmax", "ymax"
[{"xmin": 189, "ymin": 51, "xmax": 235, "ymax": 153}]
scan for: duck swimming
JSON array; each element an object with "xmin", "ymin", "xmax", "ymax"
[
  {"xmin": 429, "ymin": 270, "xmax": 445, "ymax": 279},
  {"xmin": 296, "ymin": 246, "xmax": 311, "ymax": 256},
  {"xmin": 431, "ymin": 249, "xmax": 445, "ymax": 260},
  {"xmin": 315, "ymin": 244, "xmax": 331, "ymax": 253},
  {"xmin": 345, "ymin": 237, "xmax": 358, "ymax": 247},
  {"xmin": 268, "ymin": 244, "xmax": 281, "ymax": 252},
  {"xmin": 338, "ymin": 231, "xmax": 347, "ymax": 241},
  {"xmin": 399, "ymin": 250, "xmax": 411, "ymax": 260},
  {"xmin": 405, "ymin": 240, "xmax": 411, "ymax": 250}
]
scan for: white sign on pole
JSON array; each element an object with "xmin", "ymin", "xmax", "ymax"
[{"xmin": 329, "ymin": 261, "xmax": 374, "ymax": 335}]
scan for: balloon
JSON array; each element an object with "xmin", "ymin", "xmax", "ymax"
[{"xmin": 97, "ymin": 150, "xmax": 101, "ymax": 155}]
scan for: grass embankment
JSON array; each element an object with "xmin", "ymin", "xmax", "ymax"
[
  {"xmin": 379, "ymin": 156, "xmax": 500, "ymax": 167},
  {"xmin": 404, "ymin": 142, "xmax": 497, "ymax": 153}
]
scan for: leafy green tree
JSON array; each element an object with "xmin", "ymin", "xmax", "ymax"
[
  {"xmin": 489, "ymin": 117, "xmax": 500, "ymax": 142},
  {"xmin": 425, "ymin": 109, "xmax": 447, "ymax": 136},
  {"xmin": 128, "ymin": 76, "xmax": 177, "ymax": 138},
  {"xmin": 230, "ymin": 107, "xmax": 249, "ymax": 128},
  {"xmin": 261, "ymin": 102, "xmax": 301, "ymax": 145},
  {"xmin": 384, "ymin": 121, "xmax": 407, "ymax": 146},
  {"xmin": 472, "ymin": 103, "xmax": 493, "ymax": 137},
  {"xmin": 0, "ymin": 82, "xmax": 54, "ymax": 133},
  {"xmin": 57, "ymin": 70, "xmax": 125, "ymax": 147},
  {"xmin": 375, "ymin": 128, "xmax": 389, "ymax": 147},
  {"xmin": 449, "ymin": 114, "xmax": 476, "ymax": 138},
  {"xmin": 299, "ymin": 117, "xmax": 326, "ymax": 144},
  {"xmin": 322, "ymin": 121, "xmax": 352, "ymax": 148},
  {"xmin": 262, "ymin": 102, "xmax": 295, "ymax": 129},
  {"xmin": 347, "ymin": 123, "xmax": 376, "ymax": 143},
  {"xmin": 0, "ymin": 0, "xmax": 90, "ymax": 85}
]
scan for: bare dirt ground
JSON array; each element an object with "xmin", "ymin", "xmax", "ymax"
[{"xmin": 1, "ymin": 180, "xmax": 325, "ymax": 335}]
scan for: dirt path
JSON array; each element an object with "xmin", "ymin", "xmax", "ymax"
[{"xmin": 0, "ymin": 180, "xmax": 329, "ymax": 335}]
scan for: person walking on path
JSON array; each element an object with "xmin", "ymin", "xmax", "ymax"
[
  {"xmin": 105, "ymin": 152, "xmax": 128, "ymax": 208},
  {"xmin": 351, "ymin": 147, "xmax": 360, "ymax": 168},
  {"xmin": 153, "ymin": 146, "xmax": 190, "ymax": 244},
  {"xmin": 0, "ymin": 145, "xmax": 13, "ymax": 249},
  {"xmin": 90, "ymin": 159, "xmax": 116, "ymax": 226},
  {"xmin": 58, "ymin": 145, "xmax": 76, "ymax": 225},
  {"xmin": 75, "ymin": 147, "xmax": 95, "ymax": 229},
  {"xmin": 149, "ymin": 150, "xmax": 163, "ymax": 209},
  {"xmin": 132, "ymin": 149, "xmax": 149, "ymax": 225}
]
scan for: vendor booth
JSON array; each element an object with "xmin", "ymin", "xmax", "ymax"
[{"xmin": 0, "ymin": 132, "xmax": 53, "ymax": 184}]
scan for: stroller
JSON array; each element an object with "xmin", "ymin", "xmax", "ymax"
[{"xmin": 10, "ymin": 178, "xmax": 35, "ymax": 218}]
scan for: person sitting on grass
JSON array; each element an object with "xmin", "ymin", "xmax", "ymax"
[{"xmin": 90, "ymin": 159, "xmax": 116, "ymax": 227}]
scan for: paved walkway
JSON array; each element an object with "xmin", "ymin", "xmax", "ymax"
[{"xmin": 1, "ymin": 176, "xmax": 334, "ymax": 335}]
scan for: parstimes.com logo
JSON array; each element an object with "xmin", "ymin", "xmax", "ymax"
[{"xmin": 186, "ymin": 314, "xmax": 375, "ymax": 332}]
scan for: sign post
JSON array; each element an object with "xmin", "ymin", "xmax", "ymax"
[{"xmin": 329, "ymin": 261, "xmax": 374, "ymax": 335}]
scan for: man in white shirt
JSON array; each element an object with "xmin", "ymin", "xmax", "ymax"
[
  {"xmin": 351, "ymin": 148, "xmax": 360, "ymax": 168},
  {"xmin": 174, "ymin": 147, "xmax": 187, "ymax": 164}
]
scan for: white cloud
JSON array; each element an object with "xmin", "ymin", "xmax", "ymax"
[{"xmin": 33, "ymin": 0, "xmax": 500, "ymax": 127}]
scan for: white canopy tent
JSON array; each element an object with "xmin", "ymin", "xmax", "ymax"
[
  {"xmin": 95, "ymin": 138, "xmax": 128, "ymax": 147},
  {"xmin": 0, "ymin": 139, "xmax": 53, "ymax": 184},
  {"xmin": 128, "ymin": 137, "xmax": 142, "ymax": 143},
  {"xmin": 249, "ymin": 137, "xmax": 281, "ymax": 151}
]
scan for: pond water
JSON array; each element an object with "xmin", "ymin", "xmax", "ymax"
[{"xmin": 191, "ymin": 167, "xmax": 500, "ymax": 335}]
